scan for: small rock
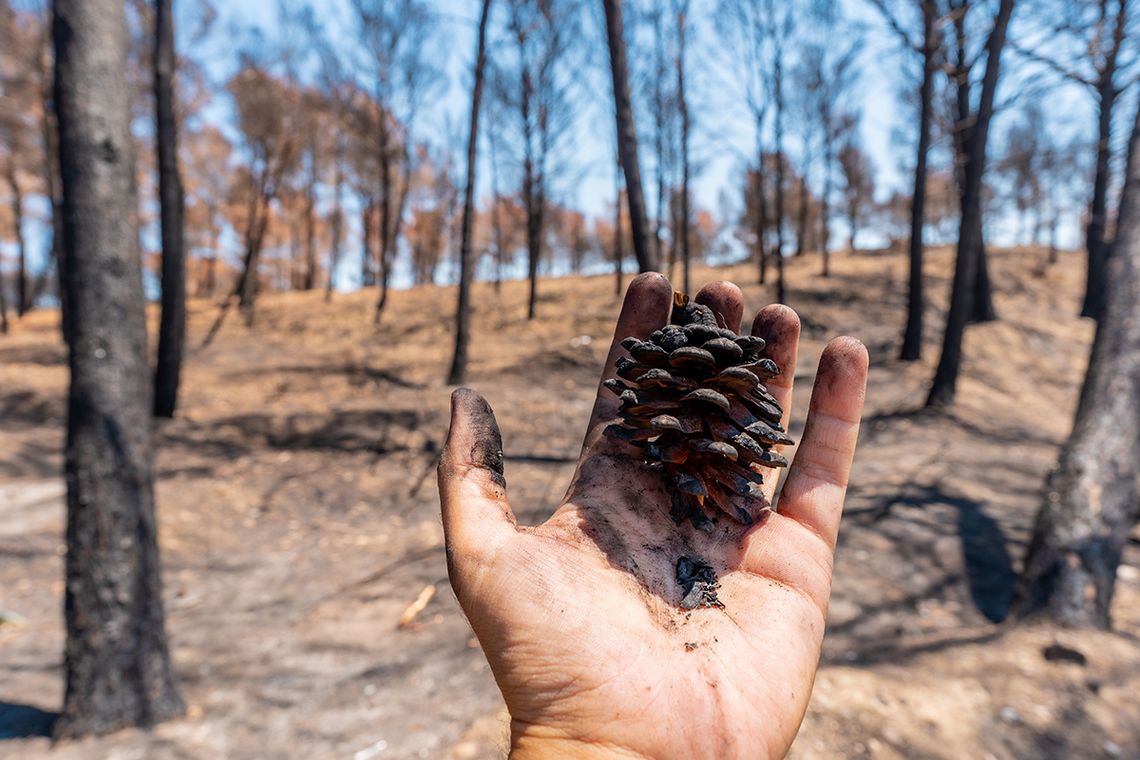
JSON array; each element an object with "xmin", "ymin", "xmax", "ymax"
[
  {"xmin": 1043, "ymin": 643, "xmax": 1088, "ymax": 666},
  {"xmin": 0, "ymin": 609, "xmax": 27, "ymax": 626},
  {"xmin": 999, "ymin": 705, "xmax": 1021, "ymax": 724}
]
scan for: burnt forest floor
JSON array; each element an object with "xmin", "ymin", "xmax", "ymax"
[{"xmin": 2, "ymin": 245, "xmax": 1139, "ymax": 759}]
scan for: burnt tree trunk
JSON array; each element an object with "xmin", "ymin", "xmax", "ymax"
[
  {"xmin": 490, "ymin": 137, "xmax": 505, "ymax": 294},
  {"xmin": 303, "ymin": 134, "xmax": 318, "ymax": 291},
  {"xmin": 948, "ymin": 0, "xmax": 997, "ymax": 328},
  {"xmin": 326, "ymin": 160, "xmax": 344, "ymax": 302},
  {"xmin": 38, "ymin": 36, "xmax": 66, "ymax": 332},
  {"xmin": 926, "ymin": 0, "xmax": 1013, "ymax": 407},
  {"xmin": 603, "ymin": 0, "xmax": 655, "ymax": 272},
  {"xmin": 1012, "ymin": 100, "xmax": 1140, "ymax": 628},
  {"xmin": 971, "ymin": 240, "xmax": 996, "ymax": 322},
  {"xmin": 774, "ymin": 53, "xmax": 787, "ymax": 305},
  {"xmin": 1081, "ymin": 77, "xmax": 1117, "ymax": 321},
  {"xmin": 820, "ymin": 134, "xmax": 833, "ymax": 277},
  {"xmin": 614, "ymin": 157, "xmax": 625, "ymax": 298},
  {"xmin": 900, "ymin": 3, "xmax": 935, "ymax": 362},
  {"xmin": 524, "ymin": 158, "xmax": 543, "ymax": 320},
  {"xmin": 0, "ymin": 269, "xmax": 7, "ymax": 333},
  {"xmin": 795, "ymin": 173, "xmax": 809, "ymax": 258},
  {"xmin": 152, "ymin": 0, "xmax": 186, "ymax": 419},
  {"xmin": 5, "ymin": 167, "xmax": 30, "ymax": 316},
  {"xmin": 362, "ymin": 199, "xmax": 376, "ymax": 287},
  {"xmin": 755, "ymin": 145, "xmax": 770, "ymax": 285},
  {"xmin": 376, "ymin": 139, "xmax": 415, "ymax": 323},
  {"xmin": 447, "ymin": 0, "xmax": 492, "ymax": 385},
  {"xmin": 52, "ymin": 0, "xmax": 184, "ymax": 737},
  {"xmin": 676, "ymin": 7, "xmax": 691, "ymax": 295}
]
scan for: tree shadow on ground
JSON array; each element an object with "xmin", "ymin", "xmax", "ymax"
[
  {"xmin": 0, "ymin": 390, "xmax": 63, "ymax": 429},
  {"xmin": 0, "ymin": 438, "xmax": 61, "ymax": 480},
  {"xmin": 225, "ymin": 363, "xmax": 426, "ymax": 390},
  {"xmin": 848, "ymin": 482, "xmax": 1017, "ymax": 625},
  {"xmin": 0, "ymin": 344, "xmax": 66, "ymax": 367},
  {"xmin": 160, "ymin": 408, "xmax": 427, "ymax": 459},
  {"xmin": 0, "ymin": 702, "xmax": 57, "ymax": 740}
]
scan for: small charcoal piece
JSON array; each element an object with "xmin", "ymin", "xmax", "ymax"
[
  {"xmin": 676, "ymin": 556, "xmax": 723, "ymax": 609},
  {"xmin": 604, "ymin": 292, "xmax": 794, "ymax": 528}
]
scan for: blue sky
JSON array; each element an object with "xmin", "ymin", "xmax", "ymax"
[
  {"xmin": 194, "ymin": 0, "xmax": 1104, "ymax": 253},
  {"xmin": 2, "ymin": 0, "xmax": 1117, "ymax": 291}
]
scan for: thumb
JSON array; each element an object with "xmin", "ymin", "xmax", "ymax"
[{"xmin": 438, "ymin": 389, "xmax": 517, "ymax": 585}]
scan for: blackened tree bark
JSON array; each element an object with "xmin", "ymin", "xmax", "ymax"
[
  {"xmin": 447, "ymin": 0, "xmax": 492, "ymax": 385},
  {"xmin": 35, "ymin": 18, "xmax": 68, "ymax": 338},
  {"xmin": 1077, "ymin": 0, "xmax": 1131, "ymax": 321},
  {"xmin": 325, "ymin": 153, "xmax": 345, "ymax": 301},
  {"xmin": 4, "ymin": 165, "xmax": 30, "ymax": 316},
  {"xmin": 613, "ymin": 148, "xmax": 625, "ymax": 298},
  {"xmin": 152, "ymin": 0, "xmax": 186, "ymax": 419},
  {"xmin": 303, "ymin": 133, "xmax": 319, "ymax": 291},
  {"xmin": 900, "ymin": 0, "xmax": 937, "ymax": 362},
  {"xmin": 1082, "ymin": 74, "xmax": 1120, "ymax": 320},
  {"xmin": 676, "ymin": 3, "xmax": 691, "ymax": 295},
  {"xmin": 774, "ymin": 48, "xmax": 787, "ymax": 305},
  {"xmin": 603, "ymin": 0, "xmax": 656, "ymax": 272},
  {"xmin": 361, "ymin": 198, "xmax": 376, "ymax": 287},
  {"xmin": 0, "ymin": 271, "xmax": 7, "ymax": 333},
  {"xmin": 947, "ymin": 0, "xmax": 997, "ymax": 325},
  {"xmin": 926, "ymin": 0, "xmax": 1014, "ymax": 407},
  {"xmin": 755, "ymin": 156, "xmax": 770, "ymax": 284},
  {"xmin": 52, "ymin": 0, "xmax": 184, "ymax": 737},
  {"xmin": 1012, "ymin": 100, "xmax": 1140, "ymax": 628}
]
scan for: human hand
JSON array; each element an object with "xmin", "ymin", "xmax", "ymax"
[{"xmin": 438, "ymin": 273, "xmax": 868, "ymax": 759}]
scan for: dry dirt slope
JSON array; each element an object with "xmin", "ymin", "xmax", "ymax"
[{"xmin": 1, "ymin": 246, "xmax": 1138, "ymax": 759}]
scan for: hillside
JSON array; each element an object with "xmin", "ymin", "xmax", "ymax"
[{"xmin": 2, "ymin": 245, "xmax": 1138, "ymax": 759}]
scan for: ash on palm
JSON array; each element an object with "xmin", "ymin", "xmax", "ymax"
[{"xmin": 604, "ymin": 292, "xmax": 793, "ymax": 530}]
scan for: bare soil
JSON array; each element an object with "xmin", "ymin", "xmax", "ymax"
[{"xmin": 2, "ymin": 246, "xmax": 1138, "ymax": 759}]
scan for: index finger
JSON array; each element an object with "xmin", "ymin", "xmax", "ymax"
[{"xmin": 582, "ymin": 272, "xmax": 673, "ymax": 439}]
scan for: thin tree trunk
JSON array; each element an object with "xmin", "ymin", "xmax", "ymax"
[
  {"xmin": 901, "ymin": 3, "xmax": 935, "ymax": 362},
  {"xmin": 1081, "ymin": 78, "xmax": 1117, "ymax": 321},
  {"xmin": 303, "ymin": 138, "xmax": 318, "ymax": 291},
  {"xmin": 376, "ymin": 113, "xmax": 393, "ymax": 317},
  {"xmin": 795, "ymin": 173, "xmax": 809, "ymax": 257},
  {"xmin": 676, "ymin": 7, "xmax": 691, "ymax": 295},
  {"xmin": 1012, "ymin": 100, "xmax": 1140, "ymax": 628},
  {"xmin": 362, "ymin": 199, "xmax": 375, "ymax": 287},
  {"xmin": 52, "ymin": 0, "xmax": 183, "ymax": 736},
  {"xmin": 5, "ymin": 168, "xmax": 29, "ymax": 316},
  {"xmin": 615, "ymin": 159, "xmax": 625, "ymax": 298},
  {"xmin": 0, "ymin": 268, "xmax": 8, "ymax": 333},
  {"xmin": 774, "ymin": 52, "xmax": 787, "ymax": 305},
  {"xmin": 447, "ymin": 0, "xmax": 492, "ymax": 385},
  {"xmin": 650, "ymin": 5, "xmax": 667, "ymax": 275},
  {"xmin": 603, "ymin": 0, "xmax": 655, "ymax": 272},
  {"xmin": 376, "ymin": 139, "xmax": 415, "ymax": 323},
  {"xmin": 525, "ymin": 161, "xmax": 542, "ymax": 320},
  {"xmin": 927, "ymin": 0, "xmax": 1014, "ymax": 407},
  {"xmin": 152, "ymin": 0, "xmax": 186, "ymax": 419},
  {"xmin": 326, "ymin": 169, "xmax": 344, "ymax": 302},
  {"xmin": 755, "ymin": 144, "xmax": 769, "ymax": 284},
  {"xmin": 39, "ymin": 33, "xmax": 67, "ymax": 338},
  {"xmin": 820, "ymin": 141, "xmax": 833, "ymax": 277}
]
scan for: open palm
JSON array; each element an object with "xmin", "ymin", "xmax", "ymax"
[{"xmin": 439, "ymin": 274, "xmax": 868, "ymax": 760}]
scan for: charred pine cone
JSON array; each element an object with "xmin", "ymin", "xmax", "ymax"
[{"xmin": 604, "ymin": 292, "xmax": 793, "ymax": 529}]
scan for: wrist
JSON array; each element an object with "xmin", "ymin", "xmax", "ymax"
[{"xmin": 509, "ymin": 722, "xmax": 650, "ymax": 760}]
